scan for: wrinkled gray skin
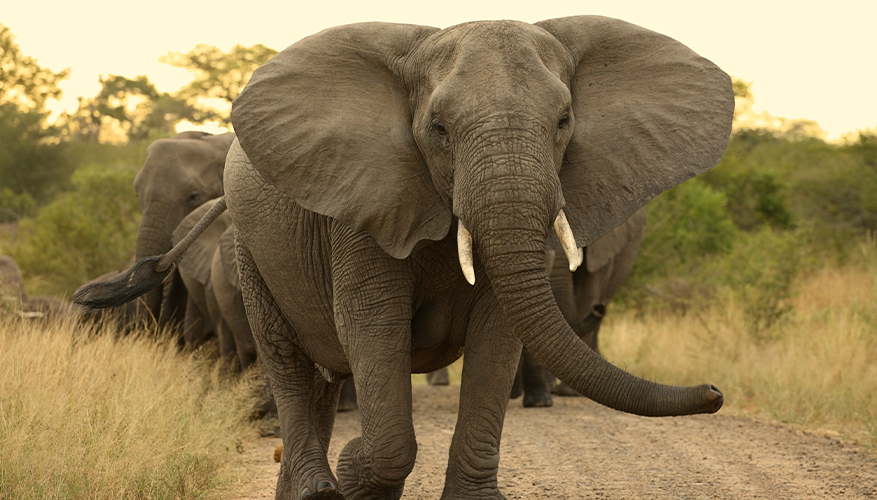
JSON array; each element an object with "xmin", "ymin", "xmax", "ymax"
[
  {"xmin": 222, "ymin": 16, "xmax": 732, "ymax": 500},
  {"xmin": 176, "ymin": 199, "xmax": 446, "ymax": 413},
  {"xmin": 513, "ymin": 208, "xmax": 646, "ymax": 408},
  {"xmin": 0, "ymin": 255, "xmax": 71, "ymax": 320},
  {"xmin": 134, "ymin": 131, "xmax": 235, "ymax": 327}
]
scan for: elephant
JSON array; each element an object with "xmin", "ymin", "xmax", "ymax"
[
  {"xmin": 74, "ymin": 16, "xmax": 733, "ymax": 500},
  {"xmin": 513, "ymin": 207, "xmax": 646, "ymax": 407},
  {"xmin": 132, "ymin": 131, "xmax": 235, "ymax": 327},
  {"xmin": 0, "ymin": 254, "xmax": 71, "ymax": 320},
  {"xmin": 171, "ymin": 198, "xmax": 241, "ymax": 354}
]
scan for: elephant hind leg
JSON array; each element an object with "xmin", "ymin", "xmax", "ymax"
[{"xmin": 236, "ymin": 241, "xmax": 340, "ymax": 499}]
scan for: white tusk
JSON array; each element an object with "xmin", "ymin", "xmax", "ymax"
[
  {"xmin": 553, "ymin": 210, "xmax": 582, "ymax": 272},
  {"xmin": 457, "ymin": 220, "xmax": 476, "ymax": 285}
]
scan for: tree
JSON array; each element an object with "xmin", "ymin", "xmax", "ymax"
[
  {"xmin": 1, "ymin": 24, "xmax": 69, "ymax": 112},
  {"xmin": 159, "ymin": 44, "xmax": 277, "ymax": 127},
  {"xmin": 0, "ymin": 24, "xmax": 71, "ymax": 203},
  {"xmin": 63, "ymin": 75, "xmax": 201, "ymax": 143}
]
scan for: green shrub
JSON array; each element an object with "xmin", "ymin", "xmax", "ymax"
[
  {"xmin": 0, "ymin": 187, "xmax": 35, "ymax": 223},
  {"xmin": 9, "ymin": 164, "xmax": 140, "ymax": 296},
  {"xmin": 719, "ymin": 228, "xmax": 814, "ymax": 338}
]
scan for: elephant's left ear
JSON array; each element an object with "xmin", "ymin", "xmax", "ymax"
[
  {"xmin": 536, "ymin": 16, "xmax": 734, "ymax": 247},
  {"xmin": 231, "ymin": 22, "xmax": 450, "ymax": 259}
]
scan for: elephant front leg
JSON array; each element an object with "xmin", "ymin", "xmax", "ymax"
[
  {"xmin": 236, "ymin": 241, "xmax": 341, "ymax": 500},
  {"xmin": 331, "ymin": 229, "xmax": 418, "ymax": 500},
  {"xmin": 442, "ymin": 304, "xmax": 521, "ymax": 500}
]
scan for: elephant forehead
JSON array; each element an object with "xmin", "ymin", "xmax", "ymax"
[{"xmin": 417, "ymin": 21, "xmax": 573, "ymax": 86}]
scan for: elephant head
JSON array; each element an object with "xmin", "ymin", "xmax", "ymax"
[
  {"xmin": 133, "ymin": 131, "xmax": 235, "ymax": 323},
  {"xmin": 230, "ymin": 16, "xmax": 733, "ymax": 415}
]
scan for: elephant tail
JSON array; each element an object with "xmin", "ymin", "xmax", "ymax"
[{"xmin": 73, "ymin": 198, "xmax": 228, "ymax": 309}]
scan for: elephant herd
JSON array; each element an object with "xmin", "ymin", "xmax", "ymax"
[
  {"xmin": 73, "ymin": 15, "xmax": 733, "ymax": 500},
  {"xmin": 74, "ymin": 129, "xmax": 647, "ymax": 413}
]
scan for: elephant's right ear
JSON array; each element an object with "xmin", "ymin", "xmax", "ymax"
[{"xmin": 231, "ymin": 23, "xmax": 449, "ymax": 259}]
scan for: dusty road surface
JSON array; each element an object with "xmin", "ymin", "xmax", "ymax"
[{"xmin": 232, "ymin": 385, "xmax": 876, "ymax": 499}]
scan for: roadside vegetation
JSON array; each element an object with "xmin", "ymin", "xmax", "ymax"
[{"xmin": 0, "ymin": 317, "xmax": 259, "ymax": 499}]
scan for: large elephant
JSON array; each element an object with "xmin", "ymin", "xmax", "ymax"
[
  {"xmin": 514, "ymin": 207, "xmax": 647, "ymax": 407},
  {"xmin": 133, "ymin": 131, "xmax": 235, "ymax": 326},
  {"xmin": 75, "ymin": 16, "xmax": 733, "ymax": 499}
]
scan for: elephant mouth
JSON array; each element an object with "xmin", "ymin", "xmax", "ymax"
[{"xmin": 456, "ymin": 209, "xmax": 582, "ymax": 285}]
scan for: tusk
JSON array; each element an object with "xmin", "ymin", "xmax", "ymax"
[
  {"xmin": 553, "ymin": 210, "xmax": 582, "ymax": 272},
  {"xmin": 457, "ymin": 220, "xmax": 476, "ymax": 285}
]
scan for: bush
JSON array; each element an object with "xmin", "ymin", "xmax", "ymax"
[
  {"xmin": 719, "ymin": 228, "xmax": 815, "ymax": 337},
  {"xmin": 0, "ymin": 187, "xmax": 35, "ymax": 223},
  {"xmin": 8, "ymin": 164, "xmax": 140, "ymax": 296},
  {"xmin": 620, "ymin": 178, "xmax": 737, "ymax": 311}
]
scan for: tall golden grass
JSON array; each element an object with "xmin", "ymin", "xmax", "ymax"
[
  {"xmin": 0, "ymin": 317, "xmax": 258, "ymax": 499},
  {"xmin": 602, "ymin": 263, "xmax": 877, "ymax": 448}
]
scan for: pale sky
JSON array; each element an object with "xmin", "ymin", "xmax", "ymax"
[{"xmin": 4, "ymin": 0, "xmax": 876, "ymax": 140}]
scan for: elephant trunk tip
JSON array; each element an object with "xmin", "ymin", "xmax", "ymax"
[
  {"xmin": 72, "ymin": 255, "xmax": 173, "ymax": 309},
  {"xmin": 703, "ymin": 384, "xmax": 724, "ymax": 414}
]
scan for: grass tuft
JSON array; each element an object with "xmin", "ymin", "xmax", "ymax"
[
  {"xmin": 602, "ymin": 264, "xmax": 877, "ymax": 449},
  {"xmin": 0, "ymin": 317, "xmax": 258, "ymax": 499}
]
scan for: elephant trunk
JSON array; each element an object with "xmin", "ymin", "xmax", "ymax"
[
  {"xmin": 134, "ymin": 203, "xmax": 184, "ymax": 323},
  {"xmin": 457, "ymin": 150, "xmax": 722, "ymax": 417}
]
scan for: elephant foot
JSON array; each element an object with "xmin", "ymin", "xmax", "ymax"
[
  {"xmin": 300, "ymin": 480, "xmax": 343, "ymax": 500},
  {"xmin": 551, "ymin": 381, "xmax": 582, "ymax": 397},
  {"xmin": 440, "ymin": 486, "xmax": 507, "ymax": 499},
  {"xmin": 337, "ymin": 378, "xmax": 358, "ymax": 412},
  {"xmin": 426, "ymin": 367, "xmax": 450, "ymax": 386},
  {"xmin": 337, "ymin": 438, "xmax": 405, "ymax": 500},
  {"xmin": 522, "ymin": 391, "xmax": 553, "ymax": 408}
]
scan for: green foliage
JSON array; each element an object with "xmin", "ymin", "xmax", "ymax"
[
  {"xmin": 722, "ymin": 169, "xmax": 793, "ymax": 230},
  {"xmin": 720, "ymin": 228, "xmax": 813, "ymax": 337},
  {"xmin": 0, "ymin": 187, "xmax": 35, "ymax": 223},
  {"xmin": 635, "ymin": 178, "xmax": 738, "ymax": 279},
  {"xmin": 160, "ymin": 43, "xmax": 278, "ymax": 126},
  {"xmin": 0, "ymin": 25, "xmax": 72, "ymax": 203},
  {"xmin": 0, "ymin": 103, "xmax": 71, "ymax": 202},
  {"xmin": 9, "ymin": 164, "xmax": 140, "ymax": 296}
]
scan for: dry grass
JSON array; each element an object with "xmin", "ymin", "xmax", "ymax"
[
  {"xmin": 602, "ymin": 264, "xmax": 877, "ymax": 448},
  {"xmin": 0, "ymin": 317, "xmax": 259, "ymax": 499}
]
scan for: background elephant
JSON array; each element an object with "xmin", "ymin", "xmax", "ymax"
[
  {"xmin": 132, "ymin": 131, "xmax": 235, "ymax": 328},
  {"xmin": 171, "ymin": 198, "xmax": 237, "ymax": 353},
  {"xmin": 76, "ymin": 16, "xmax": 732, "ymax": 499},
  {"xmin": 1, "ymin": 255, "xmax": 70, "ymax": 320},
  {"xmin": 513, "ymin": 208, "xmax": 647, "ymax": 407}
]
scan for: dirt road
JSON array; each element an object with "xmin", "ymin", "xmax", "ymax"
[{"xmin": 232, "ymin": 385, "xmax": 875, "ymax": 499}]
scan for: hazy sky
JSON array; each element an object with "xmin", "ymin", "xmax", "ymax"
[{"xmin": 4, "ymin": 0, "xmax": 875, "ymax": 140}]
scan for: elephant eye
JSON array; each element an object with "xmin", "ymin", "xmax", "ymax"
[
  {"xmin": 558, "ymin": 115, "xmax": 570, "ymax": 130},
  {"xmin": 432, "ymin": 122, "xmax": 448, "ymax": 137},
  {"xmin": 187, "ymin": 192, "xmax": 200, "ymax": 204}
]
